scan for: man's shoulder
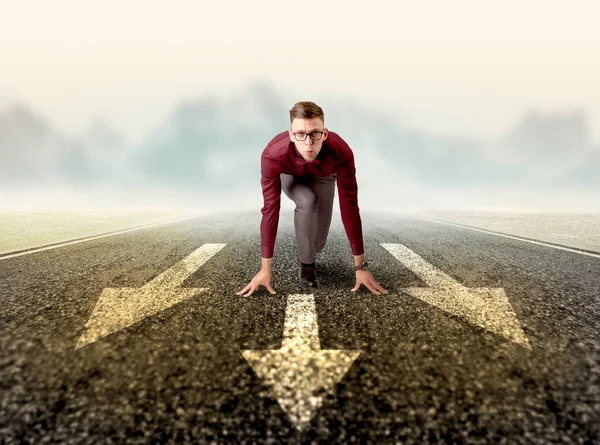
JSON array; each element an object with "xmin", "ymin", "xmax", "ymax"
[
  {"xmin": 263, "ymin": 130, "xmax": 291, "ymax": 158},
  {"xmin": 325, "ymin": 131, "xmax": 353, "ymax": 157}
]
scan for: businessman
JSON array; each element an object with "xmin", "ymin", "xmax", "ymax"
[{"xmin": 237, "ymin": 101, "xmax": 388, "ymax": 296}]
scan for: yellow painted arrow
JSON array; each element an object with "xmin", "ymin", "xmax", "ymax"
[
  {"xmin": 242, "ymin": 294, "xmax": 362, "ymax": 431},
  {"xmin": 76, "ymin": 243, "xmax": 226, "ymax": 349},
  {"xmin": 381, "ymin": 243, "xmax": 531, "ymax": 350}
]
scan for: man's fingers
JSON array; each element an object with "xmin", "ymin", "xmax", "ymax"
[
  {"xmin": 370, "ymin": 280, "xmax": 388, "ymax": 294},
  {"xmin": 238, "ymin": 280, "xmax": 277, "ymax": 296},
  {"xmin": 374, "ymin": 282, "xmax": 389, "ymax": 294},
  {"xmin": 240, "ymin": 277, "xmax": 383, "ymax": 296},
  {"xmin": 365, "ymin": 281, "xmax": 381, "ymax": 295},
  {"xmin": 243, "ymin": 284, "xmax": 257, "ymax": 297},
  {"xmin": 236, "ymin": 283, "xmax": 251, "ymax": 295}
]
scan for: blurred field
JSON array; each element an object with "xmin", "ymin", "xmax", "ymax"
[
  {"xmin": 0, "ymin": 209, "xmax": 200, "ymax": 254},
  {"xmin": 414, "ymin": 210, "xmax": 600, "ymax": 253},
  {"xmin": 2, "ymin": 209, "xmax": 599, "ymax": 255}
]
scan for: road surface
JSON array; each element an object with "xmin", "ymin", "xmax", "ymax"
[{"xmin": 1, "ymin": 211, "xmax": 598, "ymax": 444}]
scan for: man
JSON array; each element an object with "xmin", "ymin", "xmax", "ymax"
[{"xmin": 237, "ymin": 101, "xmax": 388, "ymax": 297}]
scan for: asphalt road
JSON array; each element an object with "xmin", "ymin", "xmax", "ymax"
[{"xmin": 1, "ymin": 211, "xmax": 599, "ymax": 444}]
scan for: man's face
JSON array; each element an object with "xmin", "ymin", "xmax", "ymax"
[{"xmin": 288, "ymin": 117, "xmax": 328, "ymax": 162}]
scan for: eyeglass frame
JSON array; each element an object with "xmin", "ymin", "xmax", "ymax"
[{"xmin": 291, "ymin": 129, "xmax": 325, "ymax": 141}]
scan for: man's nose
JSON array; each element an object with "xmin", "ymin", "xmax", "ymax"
[{"xmin": 305, "ymin": 136, "xmax": 313, "ymax": 145}]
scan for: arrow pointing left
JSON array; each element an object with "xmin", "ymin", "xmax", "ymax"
[{"xmin": 75, "ymin": 243, "xmax": 226, "ymax": 350}]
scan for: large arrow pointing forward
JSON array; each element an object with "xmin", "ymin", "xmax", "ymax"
[
  {"xmin": 242, "ymin": 294, "xmax": 362, "ymax": 431},
  {"xmin": 380, "ymin": 243, "xmax": 531, "ymax": 350},
  {"xmin": 76, "ymin": 243, "xmax": 226, "ymax": 350}
]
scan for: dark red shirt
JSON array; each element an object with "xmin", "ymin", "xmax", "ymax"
[{"xmin": 260, "ymin": 130, "xmax": 364, "ymax": 259}]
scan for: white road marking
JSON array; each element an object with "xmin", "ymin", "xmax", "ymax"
[
  {"xmin": 75, "ymin": 243, "xmax": 226, "ymax": 350},
  {"xmin": 413, "ymin": 215, "xmax": 600, "ymax": 259},
  {"xmin": 0, "ymin": 214, "xmax": 205, "ymax": 261},
  {"xmin": 242, "ymin": 294, "xmax": 362, "ymax": 431},
  {"xmin": 381, "ymin": 243, "xmax": 532, "ymax": 350}
]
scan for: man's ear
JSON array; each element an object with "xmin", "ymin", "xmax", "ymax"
[
  {"xmin": 322, "ymin": 128, "xmax": 329, "ymax": 141},
  {"xmin": 288, "ymin": 129, "xmax": 294, "ymax": 141}
]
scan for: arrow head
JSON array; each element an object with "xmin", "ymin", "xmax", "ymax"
[
  {"xmin": 242, "ymin": 348, "xmax": 361, "ymax": 431},
  {"xmin": 407, "ymin": 286, "xmax": 532, "ymax": 350},
  {"xmin": 76, "ymin": 286, "xmax": 206, "ymax": 350}
]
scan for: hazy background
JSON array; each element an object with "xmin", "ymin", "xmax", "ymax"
[{"xmin": 1, "ymin": 0, "xmax": 599, "ymax": 213}]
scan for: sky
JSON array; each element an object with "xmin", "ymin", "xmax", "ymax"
[{"xmin": 1, "ymin": 0, "xmax": 600, "ymax": 143}]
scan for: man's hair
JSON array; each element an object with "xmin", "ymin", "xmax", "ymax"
[{"xmin": 289, "ymin": 101, "xmax": 325, "ymax": 125}]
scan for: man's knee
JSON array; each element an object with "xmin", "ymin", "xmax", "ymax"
[{"xmin": 294, "ymin": 192, "xmax": 317, "ymax": 212}]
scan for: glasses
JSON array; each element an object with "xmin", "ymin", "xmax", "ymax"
[{"xmin": 292, "ymin": 130, "xmax": 324, "ymax": 141}]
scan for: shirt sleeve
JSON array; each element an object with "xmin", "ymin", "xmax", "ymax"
[
  {"xmin": 336, "ymin": 144, "xmax": 365, "ymax": 256},
  {"xmin": 260, "ymin": 151, "xmax": 282, "ymax": 259}
]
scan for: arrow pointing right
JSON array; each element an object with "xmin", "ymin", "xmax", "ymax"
[{"xmin": 381, "ymin": 243, "xmax": 532, "ymax": 350}]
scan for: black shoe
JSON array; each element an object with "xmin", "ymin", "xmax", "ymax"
[{"xmin": 299, "ymin": 262, "xmax": 318, "ymax": 288}]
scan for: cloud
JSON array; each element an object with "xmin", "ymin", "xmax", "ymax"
[{"xmin": 1, "ymin": 80, "xmax": 598, "ymax": 212}]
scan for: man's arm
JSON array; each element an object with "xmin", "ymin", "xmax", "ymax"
[
  {"xmin": 353, "ymin": 253, "xmax": 366, "ymax": 267},
  {"xmin": 334, "ymin": 136, "xmax": 387, "ymax": 294},
  {"xmin": 336, "ymin": 150, "xmax": 365, "ymax": 257},
  {"xmin": 236, "ymin": 151, "xmax": 281, "ymax": 297},
  {"xmin": 259, "ymin": 153, "xmax": 282, "ymax": 267}
]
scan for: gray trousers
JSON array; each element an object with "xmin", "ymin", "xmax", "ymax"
[{"xmin": 281, "ymin": 173, "xmax": 337, "ymax": 264}]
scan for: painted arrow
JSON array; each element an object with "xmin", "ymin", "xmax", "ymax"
[
  {"xmin": 242, "ymin": 294, "xmax": 362, "ymax": 431},
  {"xmin": 76, "ymin": 243, "xmax": 226, "ymax": 350},
  {"xmin": 380, "ymin": 243, "xmax": 531, "ymax": 350}
]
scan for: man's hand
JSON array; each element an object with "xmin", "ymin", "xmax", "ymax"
[
  {"xmin": 351, "ymin": 270, "xmax": 389, "ymax": 295},
  {"xmin": 236, "ymin": 269, "xmax": 276, "ymax": 296}
]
